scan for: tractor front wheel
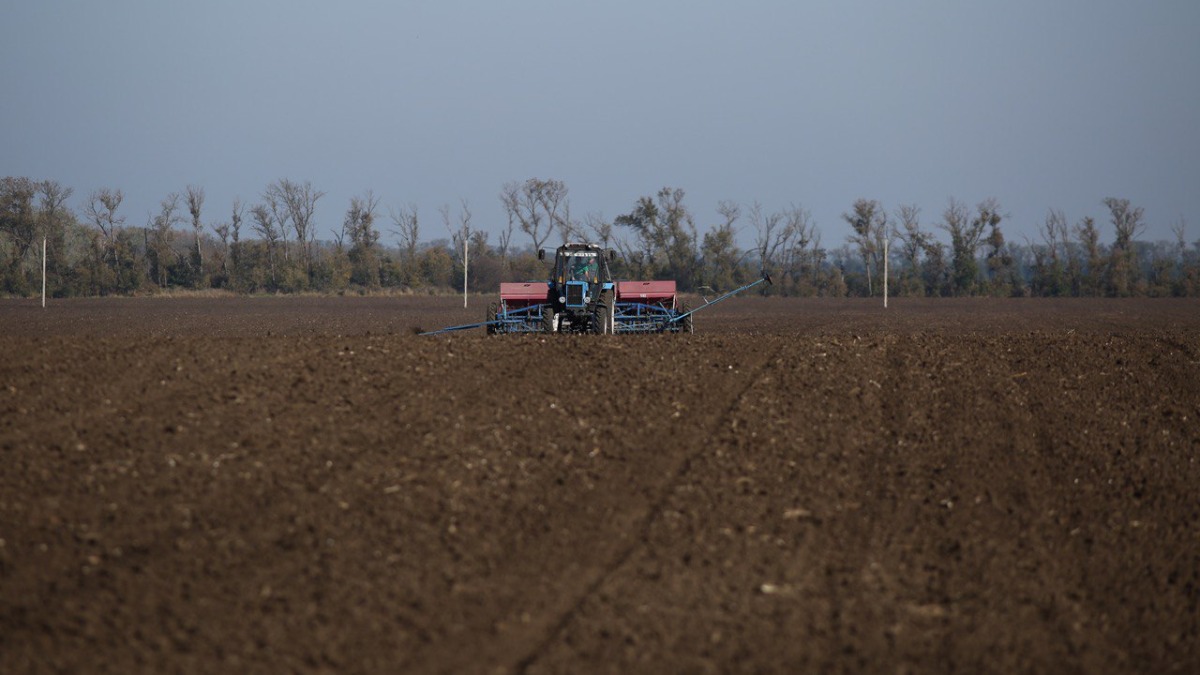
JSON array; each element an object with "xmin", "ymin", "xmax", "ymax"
[{"xmin": 591, "ymin": 304, "xmax": 609, "ymax": 334}]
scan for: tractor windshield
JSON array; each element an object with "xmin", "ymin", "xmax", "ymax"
[{"xmin": 562, "ymin": 251, "xmax": 600, "ymax": 282}]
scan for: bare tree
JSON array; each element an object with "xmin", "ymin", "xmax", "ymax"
[
  {"xmin": 0, "ymin": 177, "xmax": 38, "ymax": 282},
  {"xmin": 1045, "ymin": 210, "xmax": 1083, "ymax": 295},
  {"xmin": 1104, "ymin": 197, "xmax": 1146, "ymax": 250},
  {"xmin": 212, "ymin": 221, "xmax": 231, "ymax": 279},
  {"xmin": 780, "ymin": 204, "xmax": 817, "ymax": 281},
  {"xmin": 535, "ymin": 179, "xmax": 570, "ymax": 241},
  {"xmin": 939, "ymin": 197, "xmax": 988, "ymax": 295},
  {"xmin": 37, "ymin": 180, "xmax": 73, "ymax": 235},
  {"xmin": 616, "ymin": 195, "xmax": 660, "ymax": 270},
  {"xmin": 186, "ymin": 185, "xmax": 205, "ymax": 279},
  {"xmin": 334, "ymin": 208, "xmax": 350, "ymax": 251},
  {"xmin": 1038, "ymin": 209, "xmax": 1068, "ymax": 259},
  {"xmin": 262, "ymin": 186, "xmax": 291, "ymax": 261},
  {"xmin": 750, "ymin": 201, "xmax": 788, "ymax": 272},
  {"xmin": 250, "ymin": 203, "xmax": 281, "ymax": 286},
  {"xmin": 701, "ymin": 201, "xmax": 743, "ymax": 292},
  {"xmin": 342, "ymin": 191, "xmax": 380, "ymax": 249},
  {"xmin": 893, "ymin": 203, "xmax": 926, "ymax": 292},
  {"xmin": 1170, "ymin": 218, "xmax": 1189, "ymax": 286},
  {"xmin": 981, "ymin": 202, "xmax": 1016, "ymax": 295},
  {"xmin": 1103, "ymin": 197, "xmax": 1145, "ymax": 296},
  {"xmin": 442, "ymin": 199, "xmax": 473, "ymax": 276},
  {"xmin": 469, "ymin": 229, "xmax": 489, "ymax": 281},
  {"xmin": 1029, "ymin": 209, "xmax": 1068, "ymax": 296},
  {"xmin": 83, "ymin": 188, "xmax": 125, "ymax": 265},
  {"xmin": 843, "ymin": 198, "xmax": 888, "ymax": 295},
  {"xmin": 390, "ymin": 203, "xmax": 420, "ymax": 272},
  {"xmin": 1075, "ymin": 215, "xmax": 1102, "ymax": 296},
  {"xmin": 264, "ymin": 179, "xmax": 324, "ymax": 278},
  {"xmin": 227, "ymin": 198, "xmax": 244, "ymax": 285},
  {"xmin": 555, "ymin": 200, "xmax": 580, "ymax": 245},
  {"xmin": 584, "ymin": 212, "xmax": 612, "ymax": 249},
  {"xmin": 747, "ymin": 200, "xmax": 815, "ymax": 289},
  {"xmin": 148, "ymin": 193, "xmax": 183, "ymax": 287},
  {"xmin": 500, "ymin": 180, "xmax": 542, "ymax": 251},
  {"xmin": 655, "ymin": 187, "xmax": 698, "ymax": 283},
  {"xmin": 716, "ymin": 201, "xmax": 740, "ymax": 233},
  {"xmin": 1171, "ymin": 218, "xmax": 1187, "ymax": 261},
  {"xmin": 497, "ymin": 206, "xmax": 516, "ymax": 267},
  {"xmin": 343, "ymin": 190, "xmax": 381, "ymax": 287},
  {"xmin": 614, "ymin": 187, "xmax": 699, "ymax": 287},
  {"xmin": 35, "ymin": 180, "xmax": 73, "ymax": 288},
  {"xmin": 500, "ymin": 178, "xmax": 568, "ymax": 252}
]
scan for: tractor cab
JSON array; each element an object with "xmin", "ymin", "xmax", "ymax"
[
  {"xmin": 560, "ymin": 250, "xmax": 602, "ymax": 284},
  {"xmin": 538, "ymin": 243, "xmax": 616, "ymax": 332}
]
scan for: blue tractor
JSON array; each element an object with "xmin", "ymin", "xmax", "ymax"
[{"xmin": 536, "ymin": 243, "xmax": 617, "ymax": 334}]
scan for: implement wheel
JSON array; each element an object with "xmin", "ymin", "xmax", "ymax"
[
  {"xmin": 485, "ymin": 302, "xmax": 498, "ymax": 335},
  {"xmin": 676, "ymin": 303, "xmax": 694, "ymax": 334}
]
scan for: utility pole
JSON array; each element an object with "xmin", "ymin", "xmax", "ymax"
[
  {"xmin": 463, "ymin": 236, "xmax": 469, "ymax": 308},
  {"xmin": 883, "ymin": 235, "xmax": 889, "ymax": 309}
]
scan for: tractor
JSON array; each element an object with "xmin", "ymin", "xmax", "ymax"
[
  {"xmin": 487, "ymin": 242, "xmax": 696, "ymax": 334},
  {"xmin": 535, "ymin": 242, "xmax": 617, "ymax": 334},
  {"xmin": 421, "ymin": 242, "xmax": 770, "ymax": 336}
]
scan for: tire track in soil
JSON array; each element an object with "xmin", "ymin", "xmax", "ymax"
[
  {"xmin": 508, "ymin": 339, "xmax": 787, "ymax": 674},
  {"xmin": 519, "ymin": 334, "xmax": 905, "ymax": 673}
]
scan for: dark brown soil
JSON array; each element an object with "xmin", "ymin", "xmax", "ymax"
[{"xmin": 2, "ymin": 296, "xmax": 1198, "ymax": 673}]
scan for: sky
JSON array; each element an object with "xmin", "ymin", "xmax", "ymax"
[{"xmin": 2, "ymin": 0, "xmax": 1198, "ymax": 251}]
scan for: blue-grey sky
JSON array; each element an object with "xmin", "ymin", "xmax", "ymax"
[{"xmin": 3, "ymin": 1, "xmax": 1197, "ymax": 249}]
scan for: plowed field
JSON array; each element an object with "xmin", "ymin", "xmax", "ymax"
[{"xmin": 2, "ymin": 296, "xmax": 1198, "ymax": 673}]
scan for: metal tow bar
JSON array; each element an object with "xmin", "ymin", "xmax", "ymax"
[
  {"xmin": 417, "ymin": 319, "xmax": 506, "ymax": 337},
  {"xmin": 659, "ymin": 271, "xmax": 773, "ymax": 332}
]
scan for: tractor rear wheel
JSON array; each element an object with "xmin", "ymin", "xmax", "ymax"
[{"xmin": 542, "ymin": 306, "xmax": 557, "ymax": 333}]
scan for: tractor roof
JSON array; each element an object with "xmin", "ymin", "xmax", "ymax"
[{"xmin": 559, "ymin": 242, "xmax": 603, "ymax": 252}]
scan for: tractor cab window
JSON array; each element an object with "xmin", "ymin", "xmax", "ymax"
[{"xmin": 563, "ymin": 252, "xmax": 599, "ymax": 282}]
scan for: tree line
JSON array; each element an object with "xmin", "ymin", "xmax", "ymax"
[{"xmin": 2, "ymin": 175, "xmax": 1197, "ymax": 299}]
